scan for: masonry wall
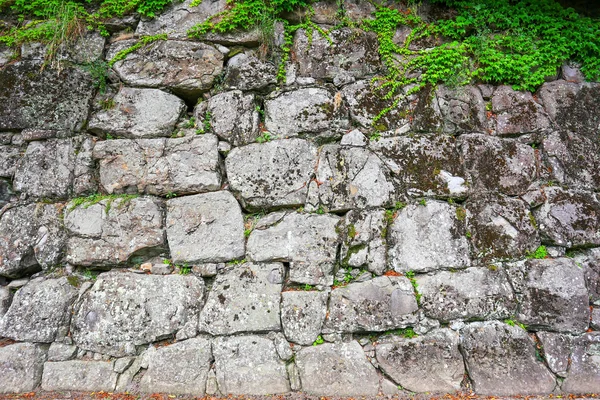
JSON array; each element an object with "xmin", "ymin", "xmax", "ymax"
[{"xmin": 0, "ymin": 0, "xmax": 599, "ymax": 396}]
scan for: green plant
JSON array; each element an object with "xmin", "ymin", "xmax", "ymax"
[
  {"xmin": 504, "ymin": 319, "xmax": 527, "ymax": 330},
  {"xmin": 302, "ymin": 284, "xmax": 315, "ymax": 291},
  {"xmin": 384, "ymin": 327, "xmax": 418, "ymax": 339},
  {"xmin": 108, "ymin": 33, "xmax": 168, "ymax": 66},
  {"xmin": 162, "ymin": 259, "xmax": 171, "ymax": 265},
  {"xmin": 256, "ymin": 131, "xmax": 275, "ymax": 143},
  {"xmin": 165, "ymin": 192, "xmax": 177, "ymax": 199},
  {"xmin": 69, "ymin": 193, "xmax": 138, "ymax": 213},
  {"xmin": 178, "ymin": 263, "xmax": 191, "ymax": 274},
  {"xmin": 347, "ymin": 224, "xmax": 357, "ymax": 239},
  {"xmin": 227, "ymin": 258, "xmax": 247, "ymax": 265},
  {"xmin": 314, "ymin": 206, "xmax": 325, "ymax": 215},
  {"xmin": 312, "ymin": 335, "xmax": 324, "ymax": 346},
  {"xmin": 82, "ymin": 268, "xmax": 97, "ymax": 280},
  {"xmin": 369, "ymin": 132, "xmax": 381, "ymax": 141},
  {"xmin": 183, "ymin": 117, "xmax": 196, "ymax": 129},
  {"xmin": 418, "ymin": 198, "xmax": 427, "ymax": 206},
  {"xmin": 405, "ymin": 270, "xmax": 422, "ymax": 304},
  {"xmin": 82, "ymin": 60, "xmax": 109, "ymax": 93},
  {"xmin": 466, "ymin": 231, "xmax": 472, "ymax": 239},
  {"xmin": 195, "ymin": 110, "xmax": 212, "ymax": 134},
  {"xmin": 105, "ymin": 133, "xmax": 115, "ymax": 140},
  {"xmin": 100, "ymin": 98, "xmax": 115, "ymax": 110},
  {"xmin": 526, "ymin": 245, "xmax": 548, "ymax": 260}
]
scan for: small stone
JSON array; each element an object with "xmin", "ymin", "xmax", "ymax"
[
  {"xmin": 340, "ymin": 209, "xmax": 387, "ymax": 275},
  {"xmin": 42, "ymin": 360, "xmax": 118, "ymax": 392},
  {"xmin": 340, "ymin": 129, "xmax": 368, "ymax": 147},
  {"xmin": 281, "ymin": 290, "xmax": 328, "ymax": 345},
  {"xmin": 140, "ymin": 262, "xmax": 152, "ymax": 272},
  {"xmin": 48, "ymin": 343, "xmax": 78, "ymax": 362},
  {"xmin": 287, "ymin": 362, "xmax": 301, "ymax": 391},
  {"xmin": 115, "ymin": 356, "xmax": 142, "ymax": 392},
  {"xmin": 223, "ymin": 51, "xmax": 277, "ymax": 91},
  {"xmin": 592, "ymin": 308, "xmax": 600, "ymax": 330},
  {"xmin": 113, "ymin": 357, "xmax": 135, "ymax": 374},
  {"xmin": 206, "ymin": 90, "xmax": 260, "ymax": 146},
  {"xmin": 7, "ymin": 278, "xmax": 29, "ymax": 289},
  {"xmin": 562, "ymin": 333, "xmax": 600, "ymax": 393},
  {"xmin": 0, "ymin": 287, "xmax": 11, "ymax": 319},
  {"xmin": 269, "ymin": 332, "xmax": 293, "ymax": 361},
  {"xmin": 192, "ymin": 263, "xmax": 219, "ymax": 277},
  {"xmin": 151, "ymin": 263, "xmax": 172, "ymax": 275},
  {"xmin": 537, "ymin": 331, "xmax": 572, "ymax": 377}
]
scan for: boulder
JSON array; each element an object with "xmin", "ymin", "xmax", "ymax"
[
  {"xmin": 71, "ymin": 272, "xmax": 204, "ymax": 357},
  {"xmin": 109, "ymin": 40, "xmax": 223, "ymax": 101},
  {"xmin": 388, "ymin": 201, "xmax": 470, "ymax": 273},
  {"xmin": 533, "ymin": 187, "xmax": 600, "ymax": 247},
  {"xmin": 491, "ymin": 85, "xmax": 552, "ymax": 135},
  {"xmin": 459, "ymin": 134, "xmax": 538, "ymax": 196},
  {"xmin": 166, "ymin": 191, "xmax": 245, "ymax": 264},
  {"xmin": 311, "ymin": 145, "xmax": 396, "ymax": 211},
  {"xmin": 340, "ymin": 209, "xmax": 387, "ymax": 275},
  {"xmin": 460, "ymin": 321, "xmax": 556, "ymax": 396},
  {"xmin": 436, "ymin": 85, "xmax": 488, "ymax": 134},
  {"xmin": 88, "ymin": 87, "xmax": 186, "ymax": 139},
  {"xmin": 199, "ymin": 263, "xmax": 283, "ymax": 335},
  {"xmin": 213, "ymin": 335, "xmax": 290, "ymax": 395},
  {"xmin": 537, "ymin": 331, "xmax": 572, "ymax": 377},
  {"xmin": 0, "ymin": 277, "xmax": 79, "ymax": 342},
  {"xmin": 264, "ymin": 88, "xmax": 349, "ymax": 137},
  {"xmin": 506, "ymin": 258, "xmax": 589, "ymax": 333},
  {"xmin": 140, "ymin": 337, "xmax": 212, "ymax": 395},
  {"xmin": 205, "ymin": 90, "xmax": 260, "ymax": 146},
  {"xmin": 226, "ymin": 139, "xmax": 317, "ymax": 210},
  {"xmin": 281, "ymin": 290, "xmax": 328, "ymax": 345},
  {"xmin": 0, "ymin": 343, "xmax": 47, "ymax": 393},
  {"xmin": 65, "ymin": 196, "xmax": 165, "ymax": 266},
  {"xmin": 324, "ymin": 276, "xmax": 418, "ymax": 333},
  {"xmin": 247, "ymin": 212, "xmax": 340, "ymax": 285},
  {"xmin": 0, "ymin": 144, "xmax": 23, "ymax": 178},
  {"xmin": 41, "ymin": 361, "xmax": 118, "ymax": 392},
  {"xmin": 223, "ymin": 51, "xmax": 277, "ymax": 91},
  {"xmin": 562, "ymin": 333, "xmax": 600, "ymax": 393},
  {"xmin": 369, "ymin": 135, "xmax": 468, "ymax": 198},
  {"xmin": 376, "ymin": 329, "xmax": 464, "ymax": 393},
  {"xmin": 93, "ymin": 135, "xmax": 221, "ymax": 196},
  {"xmin": 0, "ymin": 202, "xmax": 66, "ymax": 278},
  {"xmin": 296, "ymin": 341, "xmax": 380, "ymax": 396},
  {"xmin": 416, "ymin": 267, "xmax": 517, "ymax": 322}
]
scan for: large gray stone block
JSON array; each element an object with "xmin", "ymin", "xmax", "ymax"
[
  {"xmin": 491, "ymin": 85, "xmax": 552, "ymax": 135},
  {"xmin": 223, "ymin": 51, "xmax": 277, "ymax": 91},
  {"xmin": 41, "ymin": 360, "xmax": 118, "ymax": 392},
  {"xmin": 562, "ymin": 333, "xmax": 600, "ymax": 393},
  {"xmin": 436, "ymin": 85, "xmax": 487, "ymax": 134},
  {"xmin": 281, "ymin": 290, "xmax": 328, "ymax": 346},
  {"xmin": 0, "ymin": 343, "xmax": 47, "ymax": 393},
  {"xmin": 166, "ymin": 191, "xmax": 245, "ymax": 264},
  {"xmin": 340, "ymin": 209, "xmax": 387, "ymax": 275},
  {"xmin": 206, "ymin": 90, "xmax": 260, "ymax": 146},
  {"xmin": 71, "ymin": 272, "xmax": 204, "ymax": 357}
]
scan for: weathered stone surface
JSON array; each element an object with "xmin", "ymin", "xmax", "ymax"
[
  {"xmin": 506, "ymin": 258, "xmax": 589, "ymax": 333},
  {"xmin": 376, "ymin": 329, "xmax": 464, "ymax": 393},
  {"xmin": 562, "ymin": 333, "xmax": 600, "ymax": 393},
  {"xmin": 293, "ymin": 28, "xmax": 380, "ymax": 83},
  {"xmin": 324, "ymin": 276, "xmax": 418, "ymax": 333},
  {"xmin": 340, "ymin": 129, "xmax": 368, "ymax": 147},
  {"xmin": 296, "ymin": 341, "xmax": 380, "ymax": 396},
  {"xmin": 466, "ymin": 194, "xmax": 539, "ymax": 260},
  {"xmin": 166, "ymin": 191, "xmax": 244, "ymax": 264},
  {"xmin": 340, "ymin": 209, "xmax": 387, "ymax": 275},
  {"xmin": 0, "ymin": 179, "xmax": 13, "ymax": 208},
  {"xmin": 0, "ymin": 343, "xmax": 47, "ymax": 393},
  {"xmin": 0, "ymin": 286, "xmax": 11, "ymax": 320},
  {"xmin": 71, "ymin": 272, "xmax": 204, "ymax": 357},
  {"xmin": 281, "ymin": 290, "xmax": 328, "ymax": 345},
  {"xmin": 580, "ymin": 248, "xmax": 600, "ymax": 305},
  {"xmin": 48, "ymin": 343, "xmax": 77, "ymax": 362},
  {"xmin": 199, "ymin": 263, "xmax": 282, "ymax": 335},
  {"xmin": 13, "ymin": 137, "xmax": 96, "ymax": 199},
  {"xmin": 0, "ymin": 278, "xmax": 78, "ymax": 342},
  {"xmin": 436, "ymin": 85, "xmax": 488, "ymax": 134},
  {"xmin": 459, "ymin": 134, "xmax": 537, "ymax": 196},
  {"xmin": 93, "ymin": 135, "xmax": 221, "ymax": 196},
  {"xmin": 247, "ymin": 212, "xmax": 340, "ymax": 285},
  {"xmin": 65, "ymin": 197, "xmax": 165, "ymax": 266},
  {"xmin": 0, "ymin": 144, "xmax": 23, "ymax": 178},
  {"xmin": 206, "ymin": 90, "xmax": 260, "ymax": 146},
  {"xmin": 312, "ymin": 145, "xmax": 396, "ymax": 211},
  {"xmin": 264, "ymin": 88, "xmax": 349, "ymax": 137},
  {"xmin": 226, "ymin": 139, "xmax": 317, "ymax": 210},
  {"xmin": 388, "ymin": 202, "xmax": 470, "ymax": 273},
  {"xmin": 213, "ymin": 335, "xmax": 290, "ymax": 395},
  {"xmin": 369, "ymin": 135, "xmax": 468, "ymax": 198},
  {"xmin": 538, "ymin": 80, "xmax": 600, "ymax": 136},
  {"xmin": 88, "ymin": 87, "xmax": 186, "ymax": 139},
  {"xmin": 543, "ymin": 130, "xmax": 600, "ymax": 191},
  {"xmin": 417, "ymin": 267, "xmax": 516, "ymax": 322},
  {"xmin": 57, "ymin": 31, "xmax": 105, "ymax": 64},
  {"xmin": 0, "ymin": 61, "xmax": 94, "ymax": 131},
  {"xmin": 460, "ymin": 321, "xmax": 556, "ymax": 396},
  {"xmin": 491, "ymin": 86, "xmax": 552, "ymax": 135},
  {"xmin": 0, "ymin": 203, "xmax": 66, "ymax": 278},
  {"xmin": 140, "ymin": 337, "xmax": 212, "ymax": 395},
  {"xmin": 109, "ymin": 40, "xmax": 223, "ymax": 100},
  {"xmin": 224, "ymin": 52, "xmax": 277, "ymax": 91},
  {"xmin": 533, "ymin": 187, "xmax": 600, "ymax": 247},
  {"xmin": 41, "ymin": 361, "xmax": 118, "ymax": 392},
  {"xmin": 537, "ymin": 331, "xmax": 572, "ymax": 377}
]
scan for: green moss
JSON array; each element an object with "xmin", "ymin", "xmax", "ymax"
[
  {"xmin": 455, "ymin": 207, "xmax": 467, "ymax": 221},
  {"xmin": 526, "ymin": 245, "xmax": 548, "ymax": 260},
  {"xmin": 69, "ymin": 193, "xmax": 139, "ymax": 214},
  {"xmin": 66, "ymin": 275, "xmax": 80, "ymax": 287},
  {"xmin": 347, "ymin": 224, "xmax": 357, "ymax": 239}
]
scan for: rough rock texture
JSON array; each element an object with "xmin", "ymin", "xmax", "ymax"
[
  {"xmin": 247, "ymin": 212, "xmax": 340, "ymax": 285},
  {"xmin": 65, "ymin": 196, "xmax": 165, "ymax": 266},
  {"xmin": 93, "ymin": 135, "xmax": 221, "ymax": 196},
  {"xmin": 109, "ymin": 40, "xmax": 223, "ymax": 100},
  {"xmin": 264, "ymin": 88, "xmax": 349, "ymax": 137},
  {"xmin": 166, "ymin": 191, "xmax": 244, "ymax": 264},
  {"xmin": 460, "ymin": 321, "xmax": 556, "ymax": 396},
  {"xmin": 376, "ymin": 329, "xmax": 464, "ymax": 393},
  {"xmin": 324, "ymin": 276, "xmax": 418, "ymax": 332},
  {"xmin": 562, "ymin": 333, "xmax": 600, "ymax": 393},
  {"xmin": 213, "ymin": 335, "xmax": 290, "ymax": 395},
  {"xmin": 507, "ymin": 258, "xmax": 589, "ymax": 333},
  {"xmin": 0, "ymin": 343, "xmax": 47, "ymax": 393},
  {"xmin": 226, "ymin": 139, "xmax": 317, "ymax": 210},
  {"xmin": 537, "ymin": 331, "xmax": 572, "ymax": 377},
  {"xmin": 206, "ymin": 90, "xmax": 260, "ymax": 146},
  {"xmin": 0, "ymin": 144, "xmax": 24, "ymax": 178},
  {"xmin": 0, "ymin": 286, "xmax": 11, "ymax": 320},
  {"xmin": 0, "ymin": 278, "xmax": 79, "ymax": 342},
  {"xmin": 296, "ymin": 341, "xmax": 380, "ymax": 396},
  {"xmin": 281, "ymin": 290, "xmax": 328, "ymax": 345},
  {"xmin": 370, "ymin": 135, "xmax": 468, "ymax": 198},
  {"xmin": 71, "ymin": 272, "xmax": 204, "ymax": 357},
  {"xmin": 417, "ymin": 267, "xmax": 517, "ymax": 322},
  {"xmin": 0, "ymin": 203, "xmax": 66, "ymax": 278},
  {"xmin": 388, "ymin": 202, "xmax": 470, "ymax": 273},
  {"xmin": 223, "ymin": 52, "xmax": 277, "ymax": 91},
  {"xmin": 199, "ymin": 263, "xmax": 283, "ymax": 335},
  {"xmin": 533, "ymin": 187, "xmax": 600, "ymax": 247},
  {"xmin": 140, "ymin": 337, "xmax": 212, "ymax": 395},
  {"xmin": 492, "ymin": 86, "xmax": 552, "ymax": 135},
  {"xmin": 88, "ymin": 87, "xmax": 186, "ymax": 139},
  {"xmin": 47, "ymin": 343, "xmax": 77, "ymax": 362},
  {"xmin": 41, "ymin": 361, "xmax": 118, "ymax": 392},
  {"xmin": 436, "ymin": 85, "xmax": 487, "ymax": 134},
  {"xmin": 581, "ymin": 248, "xmax": 600, "ymax": 305},
  {"xmin": 340, "ymin": 209, "xmax": 387, "ymax": 275}
]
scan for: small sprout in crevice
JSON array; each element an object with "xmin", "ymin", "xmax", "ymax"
[
  {"xmin": 526, "ymin": 245, "xmax": 548, "ymax": 260},
  {"xmin": 256, "ymin": 131, "xmax": 276, "ymax": 143},
  {"xmin": 418, "ymin": 198, "xmax": 427, "ymax": 206},
  {"xmin": 369, "ymin": 132, "xmax": 381, "ymax": 141},
  {"xmin": 165, "ymin": 192, "xmax": 177, "ymax": 199},
  {"xmin": 312, "ymin": 335, "xmax": 325, "ymax": 346}
]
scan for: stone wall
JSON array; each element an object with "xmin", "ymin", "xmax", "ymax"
[{"xmin": 1, "ymin": 0, "xmax": 600, "ymax": 396}]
